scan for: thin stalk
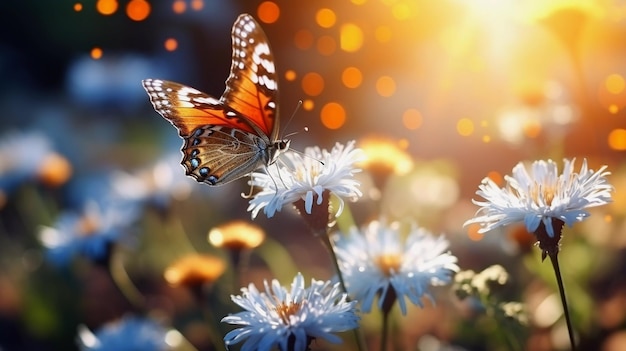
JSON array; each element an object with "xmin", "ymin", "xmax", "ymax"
[
  {"xmin": 108, "ymin": 244, "xmax": 145, "ymax": 310},
  {"xmin": 293, "ymin": 194, "xmax": 366, "ymax": 351},
  {"xmin": 320, "ymin": 233, "xmax": 348, "ymax": 294},
  {"xmin": 380, "ymin": 309, "xmax": 390, "ymax": 351},
  {"xmin": 320, "ymin": 232, "xmax": 367, "ymax": 351},
  {"xmin": 548, "ymin": 252, "xmax": 576, "ymax": 351}
]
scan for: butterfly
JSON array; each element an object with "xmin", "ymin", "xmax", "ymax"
[{"xmin": 142, "ymin": 14, "xmax": 289, "ymax": 187}]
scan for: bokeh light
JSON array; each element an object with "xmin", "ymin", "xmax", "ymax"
[
  {"xmin": 190, "ymin": 0, "xmax": 203, "ymax": 11},
  {"xmin": 320, "ymin": 102, "xmax": 346, "ymax": 129},
  {"xmin": 172, "ymin": 0, "xmax": 186, "ymax": 14},
  {"xmin": 284, "ymin": 69, "xmax": 296, "ymax": 81},
  {"xmin": 605, "ymin": 74, "xmax": 625, "ymax": 94},
  {"xmin": 126, "ymin": 0, "xmax": 150, "ymax": 21},
  {"xmin": 74, "ymin": 3, "xmax": 83, "ymax": 12},
  {"xmin": 340, "ymin": 23, "xmax": 364, "ymax": 52},
  {"xmin": 375, "ymin": 25, "xmax": 392, "ymax": 43},
  {"xmin": 316, "ymin": 8, "xmax": 336, "ymax": 28},
  {"xmin": 257, "ymin": 1, "xmax": 280, "ymax": 24},
  {"xmin": 316, "ymin": 35, "xmax": 336, "ymax": 56},
  {"xmin": 164, "ymin": 38, "xmax": 178, "ymax": 52},
  {"xmin": 96, "ymin": 0, "xmax": 118, "ymax": 15},
  {"xmin": 341, "ymin": 66, "xmax": 363, "ymax": 89},
  {"xmin": 391, "ymin": 2, "xmax": 412, "ymax": 20},
  {"xmin": 301, "ymin": 72, "xmax": 324, "ymax": 96},
  {"xmin": 302, "ymin": 99, "xmax": 314, "ymax": 111},
  {"xmin": 457, "ymin": 118, "xmax": 474, "ymax": 136},
  {"xmin": 524, "ymin": 119, "xmax": 542, "ymax": 138},
  {"xmin": 402, "ymin": 109, "xmax": 423, "ymax": 130},
  {"xmin": 375, "ymin": 76, "xmax": 396, "ymax": 97},
  {"xmin": 487, "ymin": 171, "xmax": 504, "ymax": 186},
  {"xmin": 90, "ymin": 47, "xmax": 103, "ymax": 60},
  {"xmin": 608, "ymin": 129, "xmax": 626, "ymax": 151},
  {"xmin": 294, "ymin": 29, "xmax": 314, "ymax": 50}
]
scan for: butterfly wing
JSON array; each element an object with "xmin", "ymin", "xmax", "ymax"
[
  {"xmin": 222, "ymin": 13, "xmax": 280, "ymax": 141},
  {"xmin": 182, "ymin": 126, "xmax": 271, "ymax": 185},
  {"xmin": 142, "ymin": 79, "xmax": 258, "ymax": 136},
  {"xmin": 141, "ymin": 14, "xmax": 283, "ymax": 187}
]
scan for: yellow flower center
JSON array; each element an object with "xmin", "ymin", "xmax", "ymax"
[
  {"xmin": 375, "ymin": 254, "xmax": 403, "ymax": 277},
  {"xmin": 75, "ymin": 214, "xmax": 101, "ymax": 237},
  {"xmin": 275, "ymin": 300, "xmax": 304, "ymax": 324},
  {"xmin": 294, "ymin": 163, "xmax": 321, "ymax": 182},
  {"xmin": 529, "ymin": 183, "xmax": 556, "ymax": 206}
]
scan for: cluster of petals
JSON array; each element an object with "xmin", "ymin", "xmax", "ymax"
[
  {"xmin": 464, "ymin": 158, "xmax": 612, "ymax": 237},
  {"xmin": 247, "ymin": 141, "xmax": 364, "ymax": 218},
  {"xmin": 333, "ymin": 220, "xmax": 459, "ymax": 315},
  {"xmin": 222, "ymin": 273, "xmax": 359, "ymax": 351}
]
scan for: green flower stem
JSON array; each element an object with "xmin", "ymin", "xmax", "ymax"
[
  {"xmin": 548, "ymin": 252, "xmax": 576, "ymax": 351},
  {"xmin": 318, "ymin": 224, "xmax": 367, "ymax": 351},
  {"xmin": 293, "ymin": 193, "xmax": 367, "ymax": 351},
  {"xmin": 535, "ymin": 219, "xmax": 576, "ymax": 351},
  {"xmin": 197, "ymin": 288, "xmax": 227, "ymax": 351},
  {"xmin": 108, "ymin": 244, "xmax": 145, "ymax": 311},
  {"xmin": 380, "ymin": 309, "xmax": 390, "ymax": 351},
  {"xmin": 379, "ymin": 287, "xmax": 397, "ymax": 351}
]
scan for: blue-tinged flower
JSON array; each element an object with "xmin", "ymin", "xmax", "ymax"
[
  {"xmin": 110, "ymin": 153, "xmax": 193, "ymax": 209},
  {"xmin": 77, "ymin": 315, "xmax": 180, "ymax": 351},
  {"xmin": 0, "ymin": 131, "xmax": 71, "ymax": 194},
  {"xmin": 39, "ymin": 200, "xmax": 139, "ymax": 266},
  {"xmin": 333, "ymin": 220, "xmax": 459, "ymax": 315},
  {"xmin": 221, "ymin": 272, "xmax": 359, "ymax": 351},
  {"xmin": 463, "ymin": 158, "xmax": 612, "ymax": 238},
  {"xmin": 247, "ymin": 141, "xmax": 364, "ymax": 219}
]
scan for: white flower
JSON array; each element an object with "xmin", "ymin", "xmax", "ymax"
[
  {"xmin": 247, "ymin": 141, "xmax": 364, "ymax": 218},
  {"xmin": 77, "ymin": 315, "xmax": 177, "ymax": 351},
  {"xmin": 222, "ymin": 273, "xmax": 359, "ymax": 351},
  {"xmin": 110, "ymin": 153, "xmax": 193, "ymax": 208},
  {"xmin": 39, "ymin": 200, "xmax": 140, "ymax": 266},
  {"xmin": 333, "ymin": 220, "xmax": 459, "ymax": 315},
  {"xmin": 464, "ymin": 158, "xmax": 612, "ymax": 237}
]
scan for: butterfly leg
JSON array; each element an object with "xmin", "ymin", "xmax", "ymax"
[
  {"xmin": 241, "ymin": 175, "xmax": 256, "ymax": 199},
  {"xmin": 274, "ymin": 162, "xmax": 288, "ymax": 189}
]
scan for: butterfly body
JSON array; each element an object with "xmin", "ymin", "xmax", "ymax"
[{"xmin": 142, "ymin": 14, "xmax": 287, "ymax": 186}]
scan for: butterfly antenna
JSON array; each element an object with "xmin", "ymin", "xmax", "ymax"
[
  {"xmin": 289, "ymin": 148, "xmax": 325, "ymax": 166},
  {"xmin": 281, "ymin": 100, "xmax": 303, "ymax": 138}
]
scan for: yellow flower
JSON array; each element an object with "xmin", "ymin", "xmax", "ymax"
[
  {"xmin": 208, "ymin": 220, "xmax": 265, "ymax": 251},
  {"xmin": 164, "ymin": 254, "xmax": 226, "ymax": 287}
]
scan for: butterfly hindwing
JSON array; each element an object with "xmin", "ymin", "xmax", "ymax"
[{"xmin": 182, "ymin": 126, "xmax": 270, "ymax": 185}]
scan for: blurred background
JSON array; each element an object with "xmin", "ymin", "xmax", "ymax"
[{"xmin": 1, "ymin": 0, "xmax": 625, "ymax": 350}]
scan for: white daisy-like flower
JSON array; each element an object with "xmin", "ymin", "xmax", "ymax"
[
  {"xmin": 39, "ymin": 200, "xmax": 140, "ymax": 266},
  {"xmin": 221, "ymin": 272, "xmax": 359, "ymax": 351},
  {"xmin": 464, "ymin": 158, "xmax": 612, "ymax": 237},
  {"xmin": 247, "ymin": 141, "xmax": 364, "ymax": 219},
  {"xmin": 333, "ymin": 220, "xmax": 459, "ymax": 315}
]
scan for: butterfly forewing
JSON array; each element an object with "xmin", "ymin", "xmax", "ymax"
[
  {"xmin": 142, "ymin": 79, "xmax": 258, "ymax": 136},
  {"xmin": 223, "ymin": 13, "xmax": 279, "ymax": 140},
  {"xmin": 141, "ymin": 14, "xmax": 287, "ymax": 187}
]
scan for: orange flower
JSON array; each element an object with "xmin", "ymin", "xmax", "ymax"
[
  {"xmin": 208, "ymin": 220, "xmax": 265, "ymax": 251},
  {"xmin": 164, "ymin": 254, "xmax": 226, "ymax": 287}
]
